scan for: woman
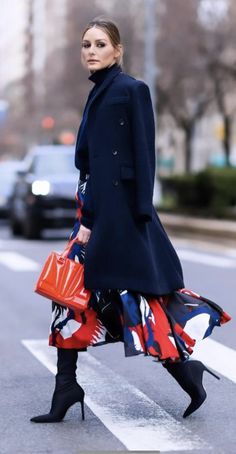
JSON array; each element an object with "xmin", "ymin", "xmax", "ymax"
[{"xmin": 31, "ymin": 17, "xmax": 231, "ymax": 423}]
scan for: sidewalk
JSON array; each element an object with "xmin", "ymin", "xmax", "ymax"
[{"xmin": 158, "ymin": 212, "xmax": 236, "ymax": 242}]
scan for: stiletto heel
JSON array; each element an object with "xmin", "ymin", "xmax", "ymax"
[
  {"xmin": 30, "ymin": 383, "xmax": 85, "ymax": 423},
  {"xmin": 163, "ymin": 359, "xmax": 220, "ymax": 418},
  {"xmin": 81, "ymin": 398, "xmax": 85, "ymax": 420},
  {"xmin": 204, "ymin": 366, "xmax": 220, "ymax": 380},
  {"xmin": 30, "ymin": 348, "xmax": 85, "ymax": 423}
]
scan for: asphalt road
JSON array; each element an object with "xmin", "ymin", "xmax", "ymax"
[{"xmin": 0, "ymin": 220, "xmax": 235, "ymax": 454}]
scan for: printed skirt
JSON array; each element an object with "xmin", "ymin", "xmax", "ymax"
[{"xmin": 49, "ymin": 176, "xmax": 231, "ymax": 363}]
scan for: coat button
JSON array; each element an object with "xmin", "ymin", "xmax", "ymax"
[
  {"xmin": 119, "ymin": 118, "xmax": 125, "ymax": 125},
  {"xmin": 112, "ymin": 150, "xmax": 118, "ymax": 155},
  {"xmin": 112, "ymin": 179, "xmax": 119, "ymax": 186}
]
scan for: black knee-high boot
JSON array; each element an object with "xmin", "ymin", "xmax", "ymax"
[
  {"xmin": 30, "ymin": 348, "xmax": 85, "ymax": 423},
  {"xmin": 163, "ymin": 359, "xmax": 220, "ymax": 418}
]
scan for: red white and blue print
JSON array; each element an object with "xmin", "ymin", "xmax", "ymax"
[{"xmin": 49, "ymin": 177, "xmax": 231, "ymax": 362}]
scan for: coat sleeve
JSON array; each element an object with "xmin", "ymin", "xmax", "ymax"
[
  {"xmin": 130, "ymin": 81, "xmax": 156, "ymax": 222},
  {"xmin": 80, "ymin": 175, "xmax": 94, "ymax": 230}
]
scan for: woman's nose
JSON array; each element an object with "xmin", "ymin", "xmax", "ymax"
[{"xmin": 88, "ymin": 45, "xmax": 96, "ymax": 53}]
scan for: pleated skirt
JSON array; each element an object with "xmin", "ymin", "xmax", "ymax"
[{"xmin": 49, "ymin": 177, "xmax": 231, "ymax": 363}]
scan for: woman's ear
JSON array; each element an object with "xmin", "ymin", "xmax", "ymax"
[{"xmin": 115, "ymin": 44, "xmax": 123, "ymax": 65}]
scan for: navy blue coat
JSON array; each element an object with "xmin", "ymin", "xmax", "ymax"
[{"xmin": 75, "ymin": 63, "xmax": 184, "ymax": 295}]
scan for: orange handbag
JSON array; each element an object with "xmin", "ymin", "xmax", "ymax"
[{"xmin": 34, "ymin": 238, "xmax": 91, "ymax": 311}]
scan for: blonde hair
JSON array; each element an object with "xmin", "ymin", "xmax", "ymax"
[{"xmin": 82, "ymin": 16, "xmax": 124, "ymax": 67}]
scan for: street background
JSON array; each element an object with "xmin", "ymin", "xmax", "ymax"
[
  {"xmin": 1, "ymin": 0, "xmax": 236, "ymax": 453},
  {"xmin": 0, "ymin": 221, "xmax": 235, "ymax": 453}
]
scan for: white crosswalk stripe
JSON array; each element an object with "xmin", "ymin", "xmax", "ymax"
[
  {"xmin": 192, "ymin": 338, "xmax": 236, "ymax": 383},
  {"xmin": 177, "ymin": 249, "xmax": 236, "ymax": 268},
  {"xmin": 0, "ymin": 252, "xmax": 40, "ymax": 271},
  {"xmin": 22, "ymin": 339, "xmax": 210, "ymax": 452}
]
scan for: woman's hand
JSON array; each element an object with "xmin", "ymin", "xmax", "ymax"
[{"xmin": 76, "ymin": 224, "xmax": 91, "ymax": 245}]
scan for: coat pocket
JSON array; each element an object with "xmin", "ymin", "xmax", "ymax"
[{"xmin": 120, "ymin": 165, "xmax": 135, "ymax": 180}]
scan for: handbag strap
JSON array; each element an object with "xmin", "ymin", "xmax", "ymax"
[{"xmin": 62, "ymin": 237, "xmax": 81, "ymax": 259}]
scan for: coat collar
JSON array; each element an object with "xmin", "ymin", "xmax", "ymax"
[
  {"xmin": 88, "ymin": 62, "xmax": 121, "ymax": 86},
  {"xmin": 85, "ymin": 62, "xmax": 122, "ymax": 116}
]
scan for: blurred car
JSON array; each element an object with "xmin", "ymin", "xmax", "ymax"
[
  {"xmin": 0, "ymin": 160, "xmax": 25, "ymax": 218},
  {"xmin": 9, "ymin": 145, "xmax": 79, "ymax": 238}
]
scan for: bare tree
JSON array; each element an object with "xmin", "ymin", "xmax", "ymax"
[
  {"xmin": 157, "ymin": 0, "xmax": 236, "ymax": 170},
  {"xmin": 198, "ymin": 0, "xmax": 236, "ymax": 166},
  {"xmin": 156, "ymin": 0, "xmax": 212, "ymax": 172}
]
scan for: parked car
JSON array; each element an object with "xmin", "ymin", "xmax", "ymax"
[
  {"xmin": 9, "ymin": 145, "xmax": 79, "ymax": 238},
  {"xmin": 0, "ymin": 160, "xmax": 24, "ymax": 218}
]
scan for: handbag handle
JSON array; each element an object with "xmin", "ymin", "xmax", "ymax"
[{"xmin": 61, "ymin": 237, "xmax": 82, "ymax": 259}]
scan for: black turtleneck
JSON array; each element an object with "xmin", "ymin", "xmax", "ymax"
[{"xmin": 88, "ymin": 62, "xmax": 121, "ymax": 86}]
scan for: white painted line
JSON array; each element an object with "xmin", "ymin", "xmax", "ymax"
[
  {"xmin": 22, "ymin": 339, "xmax": 209, "ymax": 452},
  {"xmin": 192, "ymin": 338, "xmax": 236, "ymax": 383},
  {"xmin": 226, "ymin": 249, "xmax": 236, "ymax": 258},
  {"xmin": 0, "ymin": 242, "xmax": 31, "ymax": 251},
  {"xmin": 177, "ymin": 249, "xmax": 236, "ymax": 268},
  {"xmin": 173, "ymin": 237, "xmax": 236, "ymax": 255},
  {"xmin": 0, "ymin": 252, "xmax": 40, "ymax": 271}
]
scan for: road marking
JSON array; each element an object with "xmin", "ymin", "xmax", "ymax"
[
  {"xmin": 226, "ymin": 249, "xmax": 236, "ymax": 258},
  {"xmin": 172, "ymin": 237, "xmax": 235, "ymax": 252},
  {"xmin": 22, "ymin": 339, "xmax": 209, "ymax": 452},
  {"xmin": 177, "ymin": 249, "xmax": 236, "ymax": 268},
  {"xmin": 0, "ymin": 252, "xmax": 40, "ymax": 271},
  {"xmin": 192, "ymin": 338, "xmax": 236, "ymax": 383}
]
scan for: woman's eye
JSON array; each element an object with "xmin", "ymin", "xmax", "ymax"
[{"xmin": 82, "ymin": 43, "xmax": 106, "ymax": 48}]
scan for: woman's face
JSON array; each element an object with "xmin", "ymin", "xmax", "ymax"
[{"xmin": 81, "ymin": 27, "xmax": 120, "ymax": 73}]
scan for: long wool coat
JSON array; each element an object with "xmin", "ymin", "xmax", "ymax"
[{"xmin": 74, "ymin": 63, "xmax": 184, "ymax": 296}]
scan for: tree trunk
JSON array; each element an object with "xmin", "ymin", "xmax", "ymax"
[
  {"xmin": 223, "ymin": 114, "xmax": 231, "ymax": 167},
  {"xmin": 184, "ymin": 123, "xmax": 194, "ymax": 172}
]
